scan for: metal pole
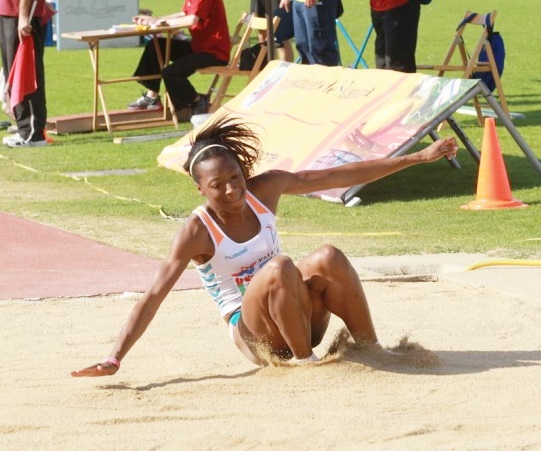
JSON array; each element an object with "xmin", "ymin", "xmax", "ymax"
[
  {"xmin": 265, "ymin": 0, "xmax": 276, "ymax": 61},
  {"xmin": 479, "ymin": 82, "xmax": 541, "ymax": 177},
  {"xmin": 446, "ymin": 115, "xmax": 480, "ymax": 164}
]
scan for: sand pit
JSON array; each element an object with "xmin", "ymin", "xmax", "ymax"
[{"xmin": 2, "ymin": 277, "xmax": 540, "ymax": 449}]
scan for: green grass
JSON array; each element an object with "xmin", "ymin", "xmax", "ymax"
[{"xmin": 0, "ymin": 0, "xmax": 540, "ymax": 260}]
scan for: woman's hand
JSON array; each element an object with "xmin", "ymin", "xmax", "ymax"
[
  {"xmin": 416, "ymin": 137, "xmax": 459, "ymax": 163},
  {"xmin": 71, "ymin": 360, "xmax": 119, "ymax": 377}
]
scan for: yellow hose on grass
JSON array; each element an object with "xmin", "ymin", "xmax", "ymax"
[{"xmin": 466, "ymin": 260, "xmax": 541, "ymax": 271}]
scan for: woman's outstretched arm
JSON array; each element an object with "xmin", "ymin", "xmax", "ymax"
[
  {"xmin": 268, "ymin": 137, "xmax": 459, "ymax": 196},
  {"xmin": 71, "ymin": 218, "xmax": 208, "ymax": 377}
]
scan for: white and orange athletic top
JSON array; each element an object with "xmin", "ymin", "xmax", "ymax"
[{"xmin": 193, "ymin": 191, "xmax": 281, "ymax": 318}]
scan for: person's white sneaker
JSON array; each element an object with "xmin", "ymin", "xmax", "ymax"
[
  {"xmin": 3, "ymin": 133, "xmax": 48, "ymax": 148},
  {"xmin": 289, "ymin": 352, "xmax": 319, "ymax": 365}
]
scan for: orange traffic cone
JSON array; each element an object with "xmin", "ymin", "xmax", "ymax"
[{"xmin": 461, "ymin": 118, "xmax": 528, "ymax": 210}]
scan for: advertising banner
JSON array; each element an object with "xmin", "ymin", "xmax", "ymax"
[{"xmin": 158, "ymin": 61, "xmax": 478, "ymax": 202}]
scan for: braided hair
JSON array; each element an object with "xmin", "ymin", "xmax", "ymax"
[{"xmin": 183, "ymin": 113, "xmax": 261, "ymax": 181}]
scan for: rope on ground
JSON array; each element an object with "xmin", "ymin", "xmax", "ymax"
[{"xmin": 0, "ymin": 151, "xmax": 176, "ymax": 220}]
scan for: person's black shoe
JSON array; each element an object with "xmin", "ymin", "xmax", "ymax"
[
  {"xmin": 192, "ymin": 94, "xmax": 210, "ymax": 115},
  {"xmin": 175, "ymin": 107, "xmax": 193, "ymax": 123}
]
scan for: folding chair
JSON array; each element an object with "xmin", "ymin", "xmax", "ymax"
[
  {"xmin": 417, "ymin": 10, "xmax": 509, "ymax": 124},
  {"xmin": 197, "ymin": 13, "xmax": 280, "ymax": 113}
]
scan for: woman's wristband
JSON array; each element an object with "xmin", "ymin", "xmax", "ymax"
[{"xmin": 103, "ymin": 357, "xmax": 120, "ymax": 369}]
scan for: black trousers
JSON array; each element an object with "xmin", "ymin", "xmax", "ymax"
[
  {"xmin": 371, "ymin": 0, "xmax": 421, "ymax": 73},
  {"xmin": 0, "ymin": 16, "xmax": 47, "ymax": 141},
  {"xmin": 133, "ymin": 38, "xmax": 227, "ymax": 111}
]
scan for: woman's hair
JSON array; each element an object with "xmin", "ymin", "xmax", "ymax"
[{"xmin": 183, "ymin": 113, "xmax": 261, "ymax": 181}]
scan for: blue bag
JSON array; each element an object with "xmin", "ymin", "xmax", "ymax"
[{"xmin": 475, "ymin": 30, "xmax": 505, "ymax": 92}]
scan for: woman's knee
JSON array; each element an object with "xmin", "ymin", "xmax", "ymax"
[
  {"xmin": 163, "ymin": 55, "xmax": 199, "ymax": 78},
  {"xmin": 161, "ymin": 64, "xmax": 178, "ymax": 81},
  {"xmin": 264, "ymin": 256, "xmax": 308, "ymax": 310},
  {"xmin": 265, "ymin": 255, "xmax": 299, "ymax": 286},
  {"xmin": 311, "ymin": 245, "xmax": 348, "ymax": 270}
]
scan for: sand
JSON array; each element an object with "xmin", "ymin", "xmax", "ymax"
[{"xmin": 1, "ymin": 278, "xmax": 541, "ymax": 450}]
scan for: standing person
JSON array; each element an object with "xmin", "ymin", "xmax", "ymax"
[
  {"xmin": 370, "ymin": 0, "xmax": 422, "ymax": 73},
  {"xmin": 127, "ymin": 0, "xmax": 230, "ymax": 121},
  {"xmin": 0, "ymin": 0, "xmax": 52, "ymax": 148},
  {"xmin": 279, "ymin": 0, "xmax": 339, "ymax": 66},
  {"xmin": 71, "ymin": 113, "xmax": 458, "ymax": 376}
]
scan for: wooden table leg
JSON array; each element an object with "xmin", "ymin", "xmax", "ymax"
[
  {"xmin": 87, "ymin": 41, "xmax": 100, "ymax": 132},
  {"xmin": 150, "ymin": 31, "xmax": 178, "ymax": 127}
]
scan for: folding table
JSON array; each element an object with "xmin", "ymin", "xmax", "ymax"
[{"xmin": 61, "ymin": 25, "xmax": 184, "ymax": 133}]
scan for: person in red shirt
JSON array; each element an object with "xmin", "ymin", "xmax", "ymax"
[
  {"xmin": 128, "ymin": 0, "xmax": 231, "ymax": 121},
  {"xmin": 370, "ymin": 0, "xmax": 423, "ymax": 73},
  {"xmin": 0, "ymin": 0, "xmax": 53, "ymax": 147}
]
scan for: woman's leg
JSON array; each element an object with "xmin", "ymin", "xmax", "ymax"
[
  {"xmin": 236, "ymin": 255, "xmax": 315, "ymax": 362},
  {"xmin": 233, "ymin": 246, "xmax": 376, "ymax": 364},
  {"xmin": 297, "ymin": 245, "xmax": 378, "ymax": 345},
  {"xmin": 162, "ymin": 52, "xmax": 226, "ymax": 111},
  {"xmin": 133, "ymin": 38, "xmax": 168, "ymax": 93}
]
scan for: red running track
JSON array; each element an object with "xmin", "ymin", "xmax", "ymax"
[{"xmin": 0, "ymin": 212, "xmax": 201, "ymax": 300}]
